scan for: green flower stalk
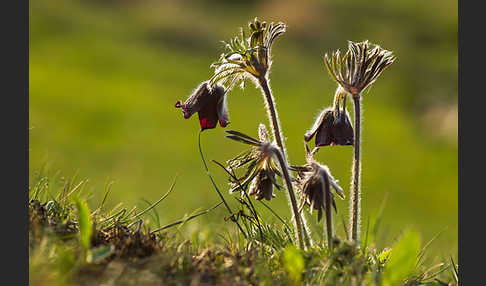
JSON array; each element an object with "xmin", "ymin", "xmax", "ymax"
[
  {"xmin": 209, "ymin": 18, "xmax": 308, "ymax": 248},
  {"xmin": 324, "ymin": 40, "xmax": 395, "ymax": 245}
]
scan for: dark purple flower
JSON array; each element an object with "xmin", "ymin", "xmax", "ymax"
[
  {"xmin": 175, "ymin": 81, "xmax": 229, "ymax": 131},
  {"xmin": 304, "ymin": 107, "xmax": 354, "ymax": 147}
]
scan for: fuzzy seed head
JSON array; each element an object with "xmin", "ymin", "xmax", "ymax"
[
  {"xmin": 324, "ymin": 40, "xmax": 395, "ymax": 97},
  {"xmin": 209, "ymin": 18, "xmax": 286, "ymax": 90}
]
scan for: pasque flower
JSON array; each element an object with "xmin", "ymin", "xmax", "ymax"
[
  {"xmin": 175, "ymin": 81, "xmax": 229, "ymax": 131},
  {"xmin": 324, "ymin": 40, "xmax": 395, "ymax": 245},
  {"xmin": 290, "ymin": 146, "xmax": 345, "ymax": 222},
  {"xmin": 209, "ymin": 18, "xmax": 286, "ymax": 89},
  {"xmin": 304, "ymin": 107, "xmax": 354, "ymax": 147},
  {"xmin": 304, "ymin": 87, "xmax": 354, "ymax": 147},
  {"xmin": 208, "ymin": 18, "xmax": 307, "ymax": 248},
  {"xmin": 324, "ymin": 40, "xmax": 395, "ymax": 97},
  {"xmin": 225, "ymin": 124, "xmax": 282, "ymax": 201}
]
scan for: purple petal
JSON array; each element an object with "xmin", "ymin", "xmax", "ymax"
[
  {"xmin": 305, "ymin": 108, "xmax": 333, "ymax": 143},
  {"xmin": 175, "ymin": 82, "xmax": 212, "ymax": 119}
]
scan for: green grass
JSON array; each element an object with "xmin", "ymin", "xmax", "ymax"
[
  {"xmin": 29, "ymin": 0, "xmax": 457, "ymax": 270},
  {"xmin": 29, "ymin": 174, "xmax": 457, "ymax": 286}
]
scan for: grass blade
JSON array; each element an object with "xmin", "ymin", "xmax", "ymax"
[
  {"xmin": 131, "ymin": 174, "xmax": 178, "ymax": 220},
  {"xmin": 150, "ymin": 202, "xmax": 223, "ymax": 234},
  {"xmin": 198, "ymin": 130, "xmax": 247, "ymax": 238},
  {"xmin": 75, "ymin": 196, "xmax": 93, "ymax": 259}
]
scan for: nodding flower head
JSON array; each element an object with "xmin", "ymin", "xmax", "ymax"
[
  {"xmin": 175, "ymin": 81, "xmax": 229, "ymax": 131},
  {"xmin": 225, "ymin": 124, "xmax": 282, "ymax": 201},
  {"xmin": 324, "ymin": 40, "xmax": 395, "ymax": 97},
  {"xmin": 304, "ymin": 88, "xmax": 354, "ymax": 147},
  {"xmin": 290, "ymin": 146, "xmax": 345, "ymax": 222},
  {"xmin": 209, "ymin": 18, "xmax": 286, "ymax": 90}
]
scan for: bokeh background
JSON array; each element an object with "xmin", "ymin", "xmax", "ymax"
[{"xmin": 29, "ymin": 0, "xmax": 457, "ymax": 257}]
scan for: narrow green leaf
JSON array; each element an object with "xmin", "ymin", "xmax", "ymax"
[
  {"xmin": 75, "ymin": 197, "xmax": 93, "ymax": 253},
  {"xmin": 382, "ymin": 229, "xmax": 421, "ymax": 286}
]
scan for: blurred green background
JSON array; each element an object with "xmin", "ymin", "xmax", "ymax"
[{"xmin": 29, "ymin": 0, "xmax": 457, "ymax": 257}]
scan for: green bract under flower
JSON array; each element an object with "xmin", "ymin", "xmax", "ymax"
[
  {"xmin": 209, "ymin": 18, "xmax": 286, "ymax": 90},
  {"xmin": 324, "ymin": 40, "xmax": 395, "ymax": 97},
  {"xmin": 225, "ymin": 124, "xmax": 282, "ymax": 201}
]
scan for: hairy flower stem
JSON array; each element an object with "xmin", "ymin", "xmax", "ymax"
[
  {"xmin": 273, "ymin": 147, "xmax": 305, "ymax": 249},
  {"xmin": 198, "ymin": 131, "xmax": 247, "ymax": 238},
  {"xmin": 258, "ymin": 76, "xmax": 307, "ymax": 249},
  {"xmin": 350, "ymin": 95, "xmax": 362, "ymax": 245},
  {"xmin": 323, "ymin": 175, "xmax": 334, "ymax": 251},
  {"xmin": 301, "ymin": 213, "xmax": 313, "ymax": 247}
]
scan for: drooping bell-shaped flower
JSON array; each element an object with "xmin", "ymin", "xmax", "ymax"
[
  {"xmin": 175, "ymin": 81, "xmax": 229, "ymax": 131},
  {"xmin": 304, "ymin": 107, "xmax": 354, "ymax": 147},
  {"xmin": 304, "ymin": 87, "xmax": 354, "ymax": 147},
  {"xmin": 225, "ymin": 124, "xmax": 282, "ymax": 201},
  {"xmin": 290, "ymin": 146, "xmax": 345, "ymax": 222}
]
